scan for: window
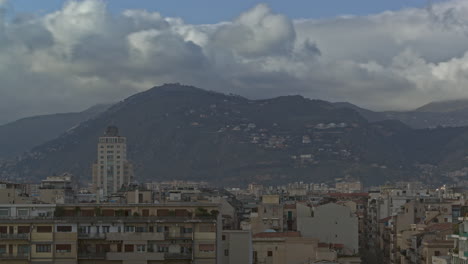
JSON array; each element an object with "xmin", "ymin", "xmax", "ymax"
[
  {"xmin": 0, "ymin": 226, "xmax": 7, "ymax": 233},
  {"xmin": 18, "ymin": 226, "xmax": 30, "ymax": 233},
  {"xmin": 56, "ymin": 244, "xmax": 71, "ymax": 253},
  {"xmin": 0, "ymin": 245, "xmax": 5, "ymax": 254},
  {"xmin": 57, "ymin": 226, "xmax": 72, "ymax": 232},
  {"xmin": 136, "ymin": 245, "xmax": 146, "ymax": 252},
  {"xmin": 267, "ymin": 251, "xmax": 273, "ymax": 257},
  {"xmin": 136, "ymin": 226, "xmax": 146, "ymax": 233},
  {"xmin": 37, "ymin": 226, "xmax": 52, "ymax": 233},
  {"xmin": 124, "ymin": 244, "xmax": 134, "ymax": 252},
  {"xmin": 222, "ymin": 235, "xmax": 226, "ymax": 241},
  {"xmin": 224, "ymin": 249, "xmax": 229, "ymax": 256},
  {"xmin": 103, "ymin": 226, "xmax": 110, "ymax": 233},
  {"xmin": 0, "ymin": 209, "xmax": 9, "ymax": 217},
  {"xmin": 36, "ymin": 244, "xmax": 51, "ymax": 253},
  {"xmin": 78, "ymin": 226, "xmax": 89, "ymax": 234},
  {"xmin": 124, "ymin": 226, "xmax": 135, "ymax": 232},
  {"xmin": 17, "ymin": 209, "xmax": 29, "ymax": 217},
  {"xmin": 157, "ymin": 245, "xmax": 169, "ymax": 252}
]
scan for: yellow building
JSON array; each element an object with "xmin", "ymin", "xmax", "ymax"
[{"xmin": 0, "ymin": 203, "xmax": 220, "ymax": 264}]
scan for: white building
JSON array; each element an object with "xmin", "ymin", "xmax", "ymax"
[
  {"xmin": 92, "ymin": 126, "xmax": 134, "ymax": 197},
  {"xmin": 297, "ymin": 203, "xmax": 359, "ymax": 255}
]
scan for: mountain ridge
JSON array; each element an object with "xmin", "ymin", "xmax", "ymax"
[{"xmin": 3, "ymin": 84, "xmax": 468, "ymax": 186}]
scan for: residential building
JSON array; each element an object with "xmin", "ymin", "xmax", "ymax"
[
  {"xmin": 297, "ymin": 203, "xmax": 359, "ymax": 255},
  {"xmin": 38, "ymin": 173, "xmax": 76, "ymax": 204},
  {"xmin": 249, "ymin": 195, "xmax": 284, "ymax": 234},
  {"xmin": 0, "ymin": 182, "xmax": 32, "ymax": 204},
  {"xmin": 252, "ymin": 231, "xmax": 334, "ymax": 264},
  {"xmin": 92, "ymin": 126, "xmax": 134, "ymax": 197},
  {"xmin": 221, "ymin": 230, "xmax": 252, "ymax": 264},
  {"xmin": 0, "ymin": 203, "xmax": 220, "ymax": 264}
]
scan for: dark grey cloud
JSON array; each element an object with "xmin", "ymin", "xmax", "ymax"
[{"xmin": 1, "ymin": 0, "xmax": 468, "ymax": 124}]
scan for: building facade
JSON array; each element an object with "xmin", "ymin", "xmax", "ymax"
[
  {"xmin": 0, "ymin": 203, "xmax": 220, "ymax": 264},
  {"xmin": 92, "ymin": 126, "xmax": 134, "ymax": 197}
]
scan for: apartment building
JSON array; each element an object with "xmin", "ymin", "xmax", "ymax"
[
  {"xmin": 0, "ymin": 182, "xmax": 32, "ymax": 204},
  {"xmin": 249, "ymin": 195, "xmax": 284, "ymax": 234},
  {"xmin": 221, "ymin": 230, "xmax": 252, "ymax": 264},
  {"xmin": 38, "ymin": 174, "xmax": 76, "ymax": 204},
  {"xmin": 252, "ymin": 231, "xmax": 331, "ymax": 264},
  {"xmin": 0, "ymin": 203, "xmax": 220, "ymax": 264},
  {"xmin": 92, "ymin": 126, "xmax": 134, "ymax": 197}
]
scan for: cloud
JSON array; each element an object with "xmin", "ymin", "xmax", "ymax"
[{"xmin": 1, "ymin": 0, "xmax": 468, "ymax": 123}]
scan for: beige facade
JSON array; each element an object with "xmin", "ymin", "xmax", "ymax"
[
  {"xmin": 38, "ymin": 174, "xmax": 76, "ymax": 204},
  {"xmin": 0, "ymin": 182, "xmax": 32, "ymax": 204},
  {"xmin": 92, "ymin": 126, "xmax": 134, "ymax": 197},
  {"xmin": 221, "ymin": 230, "xmax": 252, "ymax": 264},
  {"xmin": 250, "ymin": 195, "xmax": 284, "ymax": 234},
  {"xmin": 297, "ymin": 203, "xmax": 359, "ymax": 255},
  {"xmin": 253, "ymin": 232, "xmax": 323, "ymax": 264},
  {"xmin": 0, "ymin": 203, "xmax": 220, "ymax": 264},
  {"xmin": 125, "ymin": 189, "xmax": 153, "ymax": 204}
]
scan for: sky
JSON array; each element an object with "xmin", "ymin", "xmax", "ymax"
[
  {"xmin": 11, "ymin": 0, "xmax": 435, "ymax": 24},
  {"xmin": 0, "ymin": 0, "xmax": 467, "ymax": 124}
]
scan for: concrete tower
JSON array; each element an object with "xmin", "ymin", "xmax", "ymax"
[{"xmin": 92, "ymin": 126, "xmax": 134, "ymax": 197}]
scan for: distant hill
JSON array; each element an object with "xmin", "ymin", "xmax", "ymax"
[
  {"xmin": 335, "ymin": 100, "xmax": 468, "ymax": 129},
  {"xmin": 0, "ymin": 104, "xmax": 112, "ymax": 158},
  {"xmin": 415, "ymin": 99, "xmax": 468, "ymax": 113},
  {"xmin": 3, "ymin": 84, "xmax": 468, "ymax": 186}
]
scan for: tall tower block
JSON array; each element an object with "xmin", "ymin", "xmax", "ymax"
[{"xmin": 92, "ymin": 126, "xmax": 134, "ymax": 197}]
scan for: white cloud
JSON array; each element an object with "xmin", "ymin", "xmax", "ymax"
[{"xmin": 1, "ymin": 0, "xmax": 468, "ymax": 123}]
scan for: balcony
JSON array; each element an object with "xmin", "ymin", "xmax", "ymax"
[
  {"xmin": 107, "ymin": 252, "xmax": 164, "ymax": 261},
  {"xmin": 0, "ymin": 253, "xmax": 29, "ymax": 259},
  {"xmin": 165, "ymin": 253, "xmax": 192, "ymax": 260},
  {"xmin": 164, "ymin": 232, "xmax": 193, "ymax": 240},
  {"xmin": 78, "ymin": 252, "xmax": 106, "ymax": 259},
  {"xmin": 0, "ymin": 233, "xmax": 29, "ymax": 240},
  {"xmin": 78, "ymin": 233, "xmax": 106, "ymax": 239},
  {"xmin": 106, "ymin": 232, "xmax": 164, "ymax": 241}
]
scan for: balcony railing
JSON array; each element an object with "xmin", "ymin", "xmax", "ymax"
[
  {"xmin": 0, "ymin": 233, "xmax": 29, "ymax": 240},
  {"xmin": 78, "ymin": 233, "xmax": 106, "ymax": 239},
  {"xmin": 78, "ymin": 252, "xmax": 107, "ymax": 259},
  {"xmin": 164, "ymin": 232, "xmax": 193, "ymax": 239},
  {"xmin": 164, "ymin": 253, "xmax": 192, "ymax": 260},
  {"xmin": 0, "ymin": 253, "xmax": 29, "ymax": 259}
]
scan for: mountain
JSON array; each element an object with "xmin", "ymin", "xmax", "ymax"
[
  {"xmin": 335, "ymin": 101, "xmax": 468, "ymax": 129},
  {"xmin": 3, "ymin": 84, "xmax": 468, "ymax": 186},
  {"xmin": 0, "ymin": 104, "xmax": 112, "ymax": 158},
  {"xmin": 333, "ymin": 102, "xmax": 387, "ymax": 122},
  {"xmin": 415, "ymin": 99, "xmax": 468, "ymax": 113},
  {"xmin": 0, "ymin": 84, "xmax": 421, "ymax": 186}
]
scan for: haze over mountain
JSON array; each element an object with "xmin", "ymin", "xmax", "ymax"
[
  {"xmin": 335, "ymin": 99, "xmax": 468, "ymax": 129},
  {"xmin": 3, "ymin": 84, "xmax": 468, "ymax": 186},
  {"xmin": 0, "ymin": 104, "xmax": 111, "ymax": 158}
]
